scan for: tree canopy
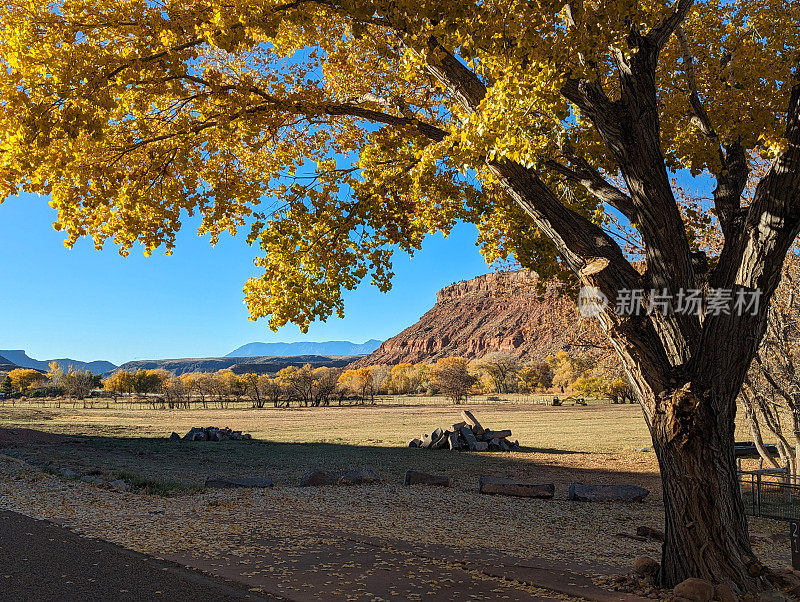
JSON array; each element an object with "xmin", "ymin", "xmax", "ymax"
[{"xmin": 2, "ymin": 0, "xmax": 796, "ymax": 331}]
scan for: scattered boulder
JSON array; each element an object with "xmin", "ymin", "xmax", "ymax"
[
  {"xmin": 474, "ymin": 441, "xmax": 489, "ymax": 452},
  {"xmin": 408, "ymin": 438, "xmax": 422, "ymax": 448},
  {"xmin": 478, "ymin": 475, "xmax": 554, "ymax": 499},
  {"xmin": 299, "ymin": 467, "xmax": 380, "ymax": 487},
  {"xmin": 568, "ymin": 482, "xmax": 650, "ymax": 502},
  {"xmin": 672, "ymin": 578, "xmax": 713, "ymax": 602},
  {"xmin": 59, "ymin": 468, "xmax": 79, "ymax": 479},
  {"xmin": 80, "ymin": 475, "xmax": 105, "ymax": 485},
  {"xmin": 168, "ymin": 432, "xmax": 180, "ymax": 442},
  {"xmin": 713, "ymin": 583, "xmax": 738, "ymax": 602},
  {"xmin": 636, "ymin": 525, "xmax": 665, "ymax": 541},
  {"xmin": 108, "ymin": 479, "xmax": 130, "ymax": 492},
  {"xmin": 749, "ymin": 532, "xmax": 773, "ymax": 545},
  {"xmin": 633, "ymin": 556, "xmax": 660, "ymax": 578},
  {"xmin": 403, "ymin": 470, "xmax": 452, "ymax": 487},
  {"xmin": 768, "ymin": 531, "xmax": 790, "ymax": 543},
  {"xmin": 205, "ymin": 477, "xmax": 274, "ymax": 489}
]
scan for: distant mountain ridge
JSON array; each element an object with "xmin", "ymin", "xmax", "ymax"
[
  {"xmin": 117, "ymin": 354, "xmax": 359, "ymax": 376},
  {"xmin": 226, "ymin": 340, "xmax": 382, "ymax": 357},
  {"xmin": 0, "ymin": 355, "xmax": 19, "ymax": 372},
  {"xmin": 0, "ymin": 341, "xmax": 381, "ymax": 377},
  {"xmin": 0, "ymin": 350, "xmax": 117, "ymax": 374}
]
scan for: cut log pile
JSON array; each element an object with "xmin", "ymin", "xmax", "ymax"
[{"xmin": 407, "ymin": 410, "xmax": 520, "ymax": 451}]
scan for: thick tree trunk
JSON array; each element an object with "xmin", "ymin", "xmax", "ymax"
[{"xmin": 642, "ymin": 383, "xmax": 762, "ymax": 591}]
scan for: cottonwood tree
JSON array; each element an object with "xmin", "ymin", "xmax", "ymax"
[
  {"xmin": 63, "ymin": 367, "xmax": 99, "ymax": 404},
  {"xmin": 260, "ymin": 375, "xmax": 285, "ymax": 407},
  {"xmin": 546, "ymin": 350, "xmax": 590, "ymax": 392},
  {"xmin": 277, "ymin": 364, "xmax": 314, "ymax": 405},
  {"xmin": 242, "ymin": 372, "xmax": 265, "ymax": 408},
  {"xmin": 388, "ymin": 362, "xmax": 416, "ymax": 394},
  {"xmin": 470, "ymin": 352, "xmax": 520, "ymax": 393},
  {"xmin": 1, "ymin": 0, "xmax": 799, "ymax": 590},
  {"xmin": 104, "ymin": 369, "xmax": 135, "ymax": 398},
  {"xmin": 8, "ymin": 368, "xmax": 44, "ymax": 394},
  {"xmin": 432, "ymin": 357, "xmax": 476, "ymax": 405},
  {"xmin": 338, "ymin": 367, "xmax": 373, "ymax": 404},
  {"xmin": 517, "ymin": 361, "xmax": 553, "ymax": 393}
]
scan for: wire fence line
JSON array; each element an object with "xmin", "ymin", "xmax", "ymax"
[
  {"xmin": 740, "ymin": 470, "xmax": 800, "ymax": 521},
  {"xmin": 0, "ymin": 392, "xmax": 627, "ymax": 411}
]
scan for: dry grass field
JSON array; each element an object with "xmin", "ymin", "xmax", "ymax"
[
  {"xmin": 0, "ymin": 400, "xmax": 655, "ymax": 490},
  {"xmin": 0, "ymin": 399, "xmax": 793, "ymax": 598}
]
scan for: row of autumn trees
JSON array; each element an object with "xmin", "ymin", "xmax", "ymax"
[
  {"xmin": 98, "ymin": 351, "xmax": 630, "ymax": 408},
  {"xmin": 1, "ymin": 362, "xmax": 101, "ymax": 399}
]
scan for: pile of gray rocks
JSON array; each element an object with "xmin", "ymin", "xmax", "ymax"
[
  {"xmin": 174, "ymin": 426, "xmax": 252, "ymax": 442},
  {"xmin": 408, "ymin": 410, "xmax": 520, "ymax": 452}
]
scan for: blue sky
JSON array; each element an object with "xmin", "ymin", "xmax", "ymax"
[{"xmin": 0, "ymin": 192, "xmax": 492, "ymax": 365}]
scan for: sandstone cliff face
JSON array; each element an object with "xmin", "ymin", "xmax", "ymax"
[{"xmin": 353, "ymin": 271, "xmax": 579, "ymax": 366}]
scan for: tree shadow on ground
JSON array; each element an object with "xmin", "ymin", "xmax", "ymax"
[
  {"xmin": 0, "ymin": 426, "xmax": 661, "ymax": 496},
  {"xmin": 518, "ymin": 446, "xmax": 583, "ymax": 455}
]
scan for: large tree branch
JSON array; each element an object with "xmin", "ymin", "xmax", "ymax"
[
  {"xmin": 562, "ymin": 67, "xmax": 701, "ymax": 362},
  {"xmin": 417, "ymin": 42, "xmax": 645, "ymax": 283},
  {"xmin": 412, "ymin": 41, "xmax": 674, "ymax": 384},
  {"xmin": 422, "ymin": 38, "xmax": 486, "ymax": 113},
  {"xmin": 545, "ymin": 151, "xmax": 636, "ymax": 219},
  {"xmin": 695, "ymin": 82, "xmax": 800, "ymax": 386},
  {"xmin": 646, "ymin": 0, "xmax": 696, "ymax": 49},
  {"xmin": 490, "ymin": 159, "xmax": 673, "ymax": 386},
  {"xmin": 162, "ymin": 74, "xmax": 450, "ymax": 143},
  {"xmin": 717, "ymin": 82, "xmax": 800, "ymax": 291}
]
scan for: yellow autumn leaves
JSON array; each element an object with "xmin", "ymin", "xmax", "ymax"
[{"xmin": 0, "ymin": 0, "xmax": 796, "ymax": 328}]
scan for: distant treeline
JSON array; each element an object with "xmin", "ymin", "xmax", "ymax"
[{"xmin": 2, "ymin": 351, "xmax": 632, "ymax": 407}]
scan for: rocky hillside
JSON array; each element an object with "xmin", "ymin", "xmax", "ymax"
[{"xmin": 352, "ymin": 271, "xmax": 581, "ymax": 366}]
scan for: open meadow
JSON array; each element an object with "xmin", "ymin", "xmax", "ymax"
[{"xmin": 0, "ymin": 399, "xmax": 793, "ymax": 600}]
